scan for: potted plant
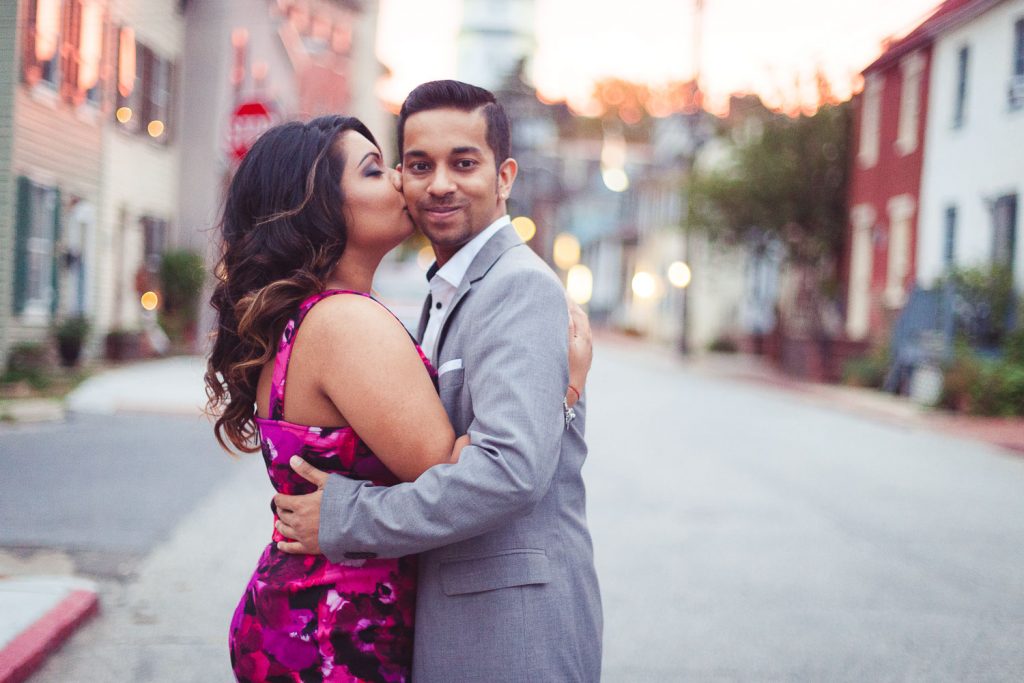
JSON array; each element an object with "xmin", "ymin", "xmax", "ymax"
[
  {"xmin": 158, "ymin": 249, "xmax": 206, "ymax": 350},
  {"xmin": 54, "ymin": 315, "xmax": 90, "ymax": 367},
  {"xmin": 105, "ymin": 328, "xmax": 142, "ymax": 361}
]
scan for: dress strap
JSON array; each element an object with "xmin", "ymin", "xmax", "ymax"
[{"xmin": 266, "ymin": 289, "xmax": 375, "ymax": 420}]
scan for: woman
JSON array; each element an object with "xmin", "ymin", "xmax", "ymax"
[{"xmin": 205, "ymin": 116, "xmax": 590, "ymax": 682}]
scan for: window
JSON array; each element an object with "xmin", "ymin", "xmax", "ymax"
[
  {"xmin": 1015, "ymin": 19, "xmax": 1024, "ymax": 76},
  {"xmin": 1010, "ymin": 19, "xmax": 1024, "ymax": 110},
  {"xmin": 953, "ymin": 46, "xmax": 969, "ymax": 128},
  {"xmin": 992, "ymin": 194, "xmax": 1018, "ymax": 270},
  {"xmin": 20, "ymin": 0, "xmax": 104, "ymax": 106},
  {"xmin": 858, "ymin": 74, "xmax": 882, "ymax": 168},
  {"xmin": 13, "ymin": 177, "xmax": 61, "ymax": 317},
  {"xmin": 115, "ymin": 28, "xmax": 175, "ymax": 143},
  {"xmin": 896, "ymin": 53, "xmax": 923, "ymax": 155},
  {"xmin": 944, "ymin": 205, "xmax": 957, "ymax": 268}
]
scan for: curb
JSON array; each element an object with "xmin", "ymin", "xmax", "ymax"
[
  {"xmin": 0, "ymin": 584, "xmax": 98, "ymax": 683},
  {"xmin": 0, "ymin": 399, "xmax": 66, "ymax": 425}
]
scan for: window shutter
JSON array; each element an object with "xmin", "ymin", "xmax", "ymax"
[
  {"xmin": 21, "ymin": 0, "xmax": 40, "ymax": 85},
  {"xmin": 13, "ymin": 177, "xmax": 32, "ymax": 315},
  {"xmin": 51, "ymin": 187, "xmax": 63, "ymax": 316}
]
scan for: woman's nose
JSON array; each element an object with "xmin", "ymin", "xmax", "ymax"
[{"xmin": 389, "ymin": 167, "xmax": 402, "ymax": 192}]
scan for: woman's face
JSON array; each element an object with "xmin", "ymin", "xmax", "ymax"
[{"xmin": 339, "ymin": 130, "xmax": 414, "ymax": 252}]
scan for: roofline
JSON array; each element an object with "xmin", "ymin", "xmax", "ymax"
[{"xmin": 864, "ymin": 0, "xmax": 1006, "ymax": 73}]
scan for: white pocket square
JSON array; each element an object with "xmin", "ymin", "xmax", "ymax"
[{"xmin": 437, "ymin": 358, "xmax": 463, "ymax": 375}]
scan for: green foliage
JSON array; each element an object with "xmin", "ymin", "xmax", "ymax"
[
  {"xmin": 688, "ymin": 102, "xmax": 851, "ymax": 264},
  {"xmin": 2, "ymin": 342, "xmax": 51, "ymax": 389},
  {"xmin": 940, "ymin": 343, "xmax": 1024, "ymax": 416},
  {"xmin": 158, "ymin": 249, "xmax": 206, "ymax": 346},
  {"xmin": 1005, "ymin": 328, "xmax": 1024, "ymax": 365},
  {"xmin": 708, "ymin": 336, "xmax": 739, "ymax": 353},
  {"xmin": 842, "ymin": 346, "xmax": 890, "ymax": 389},
  {"xmin": 942, "ymin": 263, "xmax": 1015, "ymax": 347},
  {"xmin": 54, "ymin": 315, "xmax": 90, "ymax": 343},
  {"xmin": 158, "ymin": 249, "xmax": 206, "ymax": 320}
]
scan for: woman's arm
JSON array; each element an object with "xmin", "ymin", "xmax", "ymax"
[{"xmin": 304, "ymin": 295, "xmax": 455, "ymax": 482}]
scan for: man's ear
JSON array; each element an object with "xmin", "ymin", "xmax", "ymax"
[{"xmin": 497, "ymin": 158, "xmax": 518, "ymax": 201}]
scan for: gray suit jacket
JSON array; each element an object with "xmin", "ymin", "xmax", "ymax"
[{"xmin": 320, "ymin": 224, "xmax": 602, "ymax": 682}]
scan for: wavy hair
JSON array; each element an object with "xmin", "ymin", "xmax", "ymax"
[{"xmin": 205, "ymin": 115, "xmax": 378, "ymax": 453}]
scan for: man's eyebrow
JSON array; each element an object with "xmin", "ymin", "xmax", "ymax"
[
  {"xmin": 403, "ymin": 149, "xmax": 429, "ymax": 159},
  {"xmin": 452, "ymin": 146, "xmax": 482, "ymax": 155}
]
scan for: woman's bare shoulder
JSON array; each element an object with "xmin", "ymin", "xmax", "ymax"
[{"xmin": 299, "ymin": 293, "xmax": 415, "ymax": 360}]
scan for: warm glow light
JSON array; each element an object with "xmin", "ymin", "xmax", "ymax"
[
  {"xmin": 116, "ymin": 107, "xmax": 133, "ymax": 123},
  {"xmin": 77, "ymin": 1, "xmax": 103, "ymax": 91},
  {"xmin": 602, "ymin": 167, "xmax": 629, "ymax": 193},
  {"xmin": 552, "ymin": 233, "xmax": 581, "ymax": 271},
  {"xmin": 512, "ymin": 216, "xmax": 537, "ymax": 242},
  {"xmin": 141, "ymin": 291, "xmax": 159, "ymax": 311},
  {"xmin": 118, "ymin": 28, "xmax": 137, "ymax": 97},
  {"xmin": 566, "ymin": 264, "xmax": 593, "ymax": 305},
  {"xmin": 35, "ymin": 0, "xmax": 61, "ymax": 62},
  {"xmin": 632, "ymin": 272, "xmax": 658, "ymax": 300},
  {"xmin": 668, "ymin": 261, "xmax": 692, "ymax": 288},
  {"xmin": 416, "ymin": 245, "xmax": 435, "ymax": 271},
  {"xmin": 148, "ymin": 120, "xmax": 165, "ymax": 138}
]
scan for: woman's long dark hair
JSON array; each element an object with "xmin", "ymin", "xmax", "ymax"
[{"xmin": 205, "ymin": 115, "xmax": 378, "ymax": 453}]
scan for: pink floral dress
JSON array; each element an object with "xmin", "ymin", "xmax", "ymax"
[{"xmin": 229, "ymin": 290, "xmax": 434, "ymax": 682}]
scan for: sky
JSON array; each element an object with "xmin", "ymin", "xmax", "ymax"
[{"xmin": 375, "ymin": 0, "xmax": 941, "ymax": 114}]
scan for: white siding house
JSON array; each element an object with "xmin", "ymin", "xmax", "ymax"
[{"xmin": 918, "ymin": 0, "xmax": 1024, "ymax": 290}]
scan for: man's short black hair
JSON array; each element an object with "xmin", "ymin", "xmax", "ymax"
[{"xmin": 397, "ymin": 80, "xmax": 511, "ymax": 168}]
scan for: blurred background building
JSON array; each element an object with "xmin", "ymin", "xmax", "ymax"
[{"xmin": 0, "ymin": 0, "xmax": 1021, "ymax": 416}]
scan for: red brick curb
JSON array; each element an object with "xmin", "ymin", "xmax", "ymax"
[{"xmin": 0, "ymin": 589, "xmax": 99, "ymax": 683}]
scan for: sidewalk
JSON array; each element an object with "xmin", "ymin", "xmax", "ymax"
[
  {"xmin": 0, "ymin": 577, "xmax": 98, "ymax": 683},
  {"xmin": 598, "ymin": 330, "xmax": 1024, "ymax": 456}
]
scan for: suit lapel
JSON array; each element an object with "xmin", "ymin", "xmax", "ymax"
[
  {"xmin": 416, "ymin": 294, "xmax": 432, "ymax": 344},
  {"xmin": 434, "ymin": 224, "xmax": 523, "ymax": 358}
]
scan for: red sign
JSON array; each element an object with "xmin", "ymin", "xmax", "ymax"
[{"xmin": 227, "ymin": 100, "xmax": 275, "ymax": 163}]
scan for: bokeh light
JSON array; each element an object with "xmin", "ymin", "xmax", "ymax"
[
  {"xmin": 116, "ymin": 106, "xmax": 132, "ymax": 123},
  {"xmin": 566, "ymin": 264, "xmax": 593, "ymax": 305},
  {"xmin": 668, "ymin": 261, "xmax": 692, "ymax": 289},
  {"xmin": 140, "ymin": 291, "xmax": 159, "ymax": 311},
  {"xmin": 553, "ymin": 233, "xmax": 581, "ymax": 270},
  {"xmin": 631, "ymin": 272, "xmax": 658, "ymax": 300},
  {"xmin": 512, "ymin": 216, "xmax": 537, "ymax": 242}
]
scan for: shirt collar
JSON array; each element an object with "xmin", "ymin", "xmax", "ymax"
[{"xmin": 426, "ymin": 215, "xmax": 511, "ymax": 289}]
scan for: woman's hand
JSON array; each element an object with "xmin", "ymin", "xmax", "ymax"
[
  {"xmin": 566, "ymin": 295, "xmax": 592, "ymax": 408},
  {"xmin": 450, "ymin": 434, "xmax": 472, "ymax": 463}
]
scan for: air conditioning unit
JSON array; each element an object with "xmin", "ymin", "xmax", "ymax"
[{"xmin": 1009, "ymin": 75, "xmax": 1024, "ymax": 109}]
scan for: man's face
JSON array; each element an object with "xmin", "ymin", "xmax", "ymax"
[{"xmin": 399, "ymin": 107, "xmax": 516, "ymax": 264}]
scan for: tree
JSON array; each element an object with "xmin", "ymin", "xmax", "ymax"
[{"xmin": 689, "ymin": 101, "xmax": 850, "ymax": 265}]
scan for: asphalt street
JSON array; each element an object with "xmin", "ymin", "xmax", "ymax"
[{"xmin": 2, "ymin": 340, "xmax": 1023, "ymax": 681}]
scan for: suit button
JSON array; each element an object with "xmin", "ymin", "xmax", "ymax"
[{"xmin": 344, "ymin": 551, "xmax": 378, "ymax": 560}]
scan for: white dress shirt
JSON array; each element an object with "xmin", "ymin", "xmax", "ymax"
[{"xmin": 420, "ymin": 215, "xmax": 511, "ymax": 362}]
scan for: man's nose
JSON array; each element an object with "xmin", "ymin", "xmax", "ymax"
[{"xmin": 428, "ymin": 167, "xmax": 456, "ymax": 196}]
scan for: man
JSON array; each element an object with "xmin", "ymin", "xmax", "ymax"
[{"xmin": 276, "ymin": 80, "xmax": 602, "ymax": 682}]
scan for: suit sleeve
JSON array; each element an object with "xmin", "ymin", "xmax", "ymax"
[{"xmin": 318, "ymin": 266, "xmax": 569, "ymax": 560}]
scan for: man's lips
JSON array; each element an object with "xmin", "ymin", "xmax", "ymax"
[{"xmin": 421, "ymin": 205, "xmax": 463, "ymax": 219}]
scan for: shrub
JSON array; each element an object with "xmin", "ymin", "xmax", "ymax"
[
  {"xmin": 708, "ymin": 336, "xmax": 739, "ymax": 353},
  {"xmin": 939, "ymin": 344, "xmax": 981, "ymax": 411},
  {"xmin": 842, "ymin": 346, "xmax": 889, "ymax": 389},
  {"xmin": 158, "ymin": 249, "xmax": 206, "ymax": 345},
  {"xmin": 2, "ymin": 342, "xmax": 51, "ymax": 389}
]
